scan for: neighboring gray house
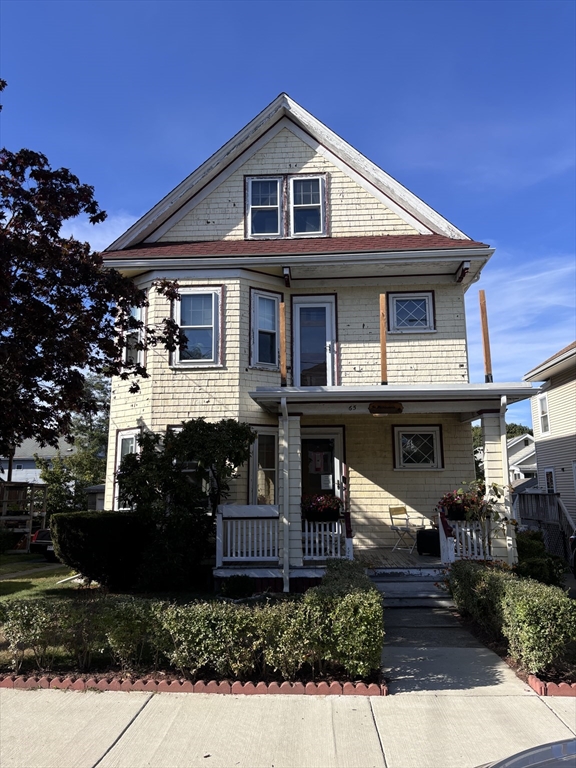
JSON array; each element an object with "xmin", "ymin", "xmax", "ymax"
[
  {"xmin": 524, "ymin": 341, "xmax": 576, "ymax": 527},
  {"xmin": 0, "ymin": 438, "xmax": 75, "ymax": 484}
]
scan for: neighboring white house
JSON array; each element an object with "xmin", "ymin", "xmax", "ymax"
[
  {"xmin": 102, "ymin": 94, "xmax": 535, "ymax": 585},
  {"xmin": 524, "ymin": 341, "xmax": 576, "ymax": 527},
  {"xmin": 507, "ymin": 433, "xmax": 536, "ymax": 483}
]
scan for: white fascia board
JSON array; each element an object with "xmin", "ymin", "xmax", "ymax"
[
  {"xmin": 106, "ymin": 94, "xmax": 292, "ymax": 251},
  {"xmin": 102, "ymin": 246, "xmax": 494, "ymax": 273},
  {"xmin": 135, "ymin": 268, "xmax": 284, "ymax": 290},
  {"xmin": 523, "ymin": 346, "xmax": 576, "ymax": 382},
  {"xmin": 284, "ymin": 99, "xmax": 469, "ymax": 240},
  {"xmin": 250, "ymin": 382, "xmax": 537, "ymax": 405}
]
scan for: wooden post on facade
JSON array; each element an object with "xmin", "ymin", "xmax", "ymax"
[
  {"xmin": 379, "ymin": 294, "xmax": 388, "ymax": 385},
  {"xmin": 279, "ymin": 302, "xmax": 287, "ymax": 387},
  {"xmin": 479, "ymin": 290, "xmax": 493, "ymax": 383}
]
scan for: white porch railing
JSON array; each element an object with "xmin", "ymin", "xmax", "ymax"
[
  {"xmin": 216, "ymin": 505, "xmax": 279, "ymax": 567},
  {"xmin": 438, "ymin": 515, "xmax": 492, "ymax": 563},
  {"xmin": 302, "ymin": 519, "xmax": 345, "ymax": 560},
  {"xmin": 451, "ymin": 521, "xmax": 491, "ymax": 560}
]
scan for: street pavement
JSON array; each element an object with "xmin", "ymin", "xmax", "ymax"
[{"xmin": 1, "ymin": 605, "xmax": 575, "ymax": 768}]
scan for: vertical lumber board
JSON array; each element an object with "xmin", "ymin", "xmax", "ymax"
[
  {"xmin": 279, "ymin": 301, "xmax": 287, "ymax": 386},
  {"xmin": 479, "ymin": 290, "xmax": 493, "ymax": 383},
  {"xmin": 379, "ymin": 293, "xmax": 388, "ymax": 385}
]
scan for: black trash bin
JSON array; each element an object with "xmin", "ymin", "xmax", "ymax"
[{"xmin": 416, "ymin": 528, "xmax": 440, "ymax": 557}]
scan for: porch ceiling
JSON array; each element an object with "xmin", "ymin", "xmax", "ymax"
[{"xmin": 249, "ymin": 383, "xmax": 537, "ymax": 419}]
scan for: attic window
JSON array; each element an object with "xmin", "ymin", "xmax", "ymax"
[{"xmin": 247, "ymin": 175, "xmax": 326, "ymax": 239}]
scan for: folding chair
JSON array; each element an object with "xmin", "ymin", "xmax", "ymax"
[{"xmin": 389, "ymin": 506, "xmax": 426, "ymax": 554}]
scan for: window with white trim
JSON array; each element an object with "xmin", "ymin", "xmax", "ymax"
[
  {"xmin": 124, "ymin": 304, "xmax": 145, "ymax": 367},
  {"xmin": 247, "ymin": 175, "xmax": 326, "ymax": 238},
  {"xmin": 250, "ymin": 428, "xmax": 278, "ymax": 504},
  {"xmin": 393, "ymin": 426, "xmax": 443, "ymax": 470},
  {"xmin": 175, "ymin": 288, "xmax": 222, "ymax": 365},
  {"xmin": 114, "ymin": 428, "xmax": 140, "ymax": 510},
  {"xmin": 544, "ymin": 467, "xmax": 556, "ymax": 493},
  {"xmin": 389, "ymin": 292, "xmax": 435, "ymax": 333},
  {"xmin": 537, "ymin": 394, "xmax": 550, "ymax": 435},
  {"xmin": 251, "ymin": 290, "xmax": 280, "ymax": 368}
]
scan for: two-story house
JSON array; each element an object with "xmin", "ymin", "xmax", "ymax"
[{"xmin": 102, "ymin": 94, "xmax": 534, "ymax": 589}]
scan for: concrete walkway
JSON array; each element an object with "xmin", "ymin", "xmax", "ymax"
[{"xmin": 1, "ymin": 604, "xmax": 575, "ymax": 768}]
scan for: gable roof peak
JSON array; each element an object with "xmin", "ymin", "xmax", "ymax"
[{"xmin": 106, "ymin": 95, "xmax": 470, "ymax": 251}]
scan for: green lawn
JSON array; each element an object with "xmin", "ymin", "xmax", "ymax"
[
  {"xmin": 0, "ymin": 553, "xmax": 59, "ymax": 577},
  {"xmin": 0, "ymin": 566, "xmax": 79, "ymax": 601}
]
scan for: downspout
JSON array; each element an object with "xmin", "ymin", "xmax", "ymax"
[
  {"xmin": 500, "ymin": 395, "xmax": 515, "ymax": 564},
  {"xmin": 280, "ymin": 397, "xmax": 290, "ymax": 593}
]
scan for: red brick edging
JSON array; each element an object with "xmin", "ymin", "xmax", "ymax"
[
  {"xmin": 0, "ymin": 674, "xmax": 387, "ymax": 696},
  {"xmin": 527, "ymin": 675, "xmax": 576, "ymax": 697}
]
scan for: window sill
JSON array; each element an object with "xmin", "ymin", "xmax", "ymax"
[
  {"xmin": 393, "ymin": 467, "xmax": 444, "ymax": 472},
  {"xmin": 171, "ymin": 363, "xmax": 224, "ymax": 370},
  {"xmin": 246, "ymin": 233, "xmax": 328, "ymax": 241},
  {"xmin": 249, "ymin": 365, "xmax": 280, "ymax": 373},
  {"xmin": 388, "ymin": 329, "xmax": 437, "ymax": 335}
]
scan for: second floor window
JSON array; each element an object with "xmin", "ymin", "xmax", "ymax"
[
  {"xmin": 251, "ymin": 290, "xmax": 280, "ymax": 368},
  {"xmin": 175, "ymin": 288, "xmax": 222, "ymax": 365},
  {"xmin": 247, "ymin": 175, "xmax": 326, "ymax": 239},
  {"xmin": 538, "ymin": 394, "xmax": 550, "ymax": 435},
  {"xmin": 388, "ymin": 292, "xmax": 435, "ymax": 333}
]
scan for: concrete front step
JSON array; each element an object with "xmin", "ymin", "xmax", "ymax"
[{"xmin": 370, "ymin": 569, "xmax": 453, "ymax": 608}]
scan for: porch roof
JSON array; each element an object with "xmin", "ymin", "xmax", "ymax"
[{"xmin": 249, "ymin": 382, "xmax": 537, "ymax": 419}]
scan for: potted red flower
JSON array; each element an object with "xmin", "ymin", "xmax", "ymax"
[{"xmin": 301, "ymin": 493, "xmax": 343, "ymax": 522}]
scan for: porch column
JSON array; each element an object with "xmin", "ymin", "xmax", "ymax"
[
  {"xmin": 481, "ymin": 405, "xmax": 516, "ymax": 564},
  {"xmin": 278, "ymin": 411, "xmax": 303, "ymax": 589},
  {"xmin": 287, "ymin": 415, "xmax": 303, "ymax": 568}
]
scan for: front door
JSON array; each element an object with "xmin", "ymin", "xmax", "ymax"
[
  {"xmin": 301, "ymin": 428, "xmax": 344, "ymax": 500},
  {"xmin": 293, "ymin": 296, "xmax": 336, "ymax": 386}
]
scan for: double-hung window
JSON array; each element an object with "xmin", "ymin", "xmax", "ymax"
[
  {"xmin": 247, "ymin": 175, "xmax": 326, "ymax": 238},
  {"xmin": 250, "ymin": 428, "xmax": 278, "ymax": 505},
  {"xmin": 388, "ymin": 292, "xmax": 435, "ymax": 333},
  {"xmin": 290, "ymin": 177, "xmax": 323, "ymax": 235},
  {"xmin": 537, "ymin": 394, "xmax": 550, "ymax": 435},
  {"xmin": 124, "ymin": 305, "xmax": 145, "ymax": 367},
  {"xmin": 249, "ymin": 178, "xmax": 281, "ymax": 236},
  {"xmin": 175, "ymin": 287, "xmax": 222, "ymax": 365},
  {"xmin": 251, "ymin": 290, "xmax": 280, "ymax": 368},
  {"xmin": 114, "ymin": 428, "xmax": 140, "ymax": 510},
  {"xmin": 393, "ymin": 426, "xmax": 443, "ymax": 470}
]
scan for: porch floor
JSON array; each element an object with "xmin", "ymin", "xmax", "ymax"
[{"xmin": 355, "ymin": 547, "xmax": 442, "ymax": 569}]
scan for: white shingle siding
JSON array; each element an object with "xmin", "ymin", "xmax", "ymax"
[{"xmin": 158, "ymin": 129, "xmax": 419, "ymax": 242}]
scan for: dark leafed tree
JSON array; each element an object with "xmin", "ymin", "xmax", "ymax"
[{"xmin": 0, "ymin": 81, "xmax": 183, "ymax": 456}]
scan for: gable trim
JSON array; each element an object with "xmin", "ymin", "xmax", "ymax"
[{"xmin": 107, "ymin": 94, "xmax": 469, "ymax": 251}]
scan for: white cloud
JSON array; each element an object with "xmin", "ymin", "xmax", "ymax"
[
  {"xmin": 465, "ymin": 251, "xmax": 576, "ymax": 425},
  {"xmin": 60, "ymin": 211, "xmax": 140, "ymax": 252}
]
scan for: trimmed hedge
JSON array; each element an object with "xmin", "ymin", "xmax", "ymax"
[
  {"xmin": 51, "ymin": 511, "xmax": 153, "ymax": 590},
  {"xmin": 448, "ymin": 560, "xmax": 576, "ymax": 674},
  {"xmin": 0, "ymin": 560, "xmax": 384, "ymax": 680}
]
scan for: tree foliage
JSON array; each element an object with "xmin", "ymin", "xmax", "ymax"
[
  {"xmin": 35, "ymin": 375, "xmax": 110, "ymax": 517},
  {"xmin": 0, "ymin": 82, "xmax": 183, "ymax": 455},
  {"xmin": 118, "ymin": 418, "xmax": 256, "ymax": 518}
]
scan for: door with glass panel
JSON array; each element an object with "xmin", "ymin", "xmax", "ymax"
[{"xmin": 293, "ymin": 296, "xmax": 336, "ymax": 386}]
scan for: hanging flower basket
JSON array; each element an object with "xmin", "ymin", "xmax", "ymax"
[{"xmin": 301, "ymin": 493, "xmax": 343, "ymax": 522}]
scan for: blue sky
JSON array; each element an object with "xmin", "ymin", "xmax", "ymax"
[{"xmin": 1, "ymin": 0, "xmax": 574, "ymax": 425}]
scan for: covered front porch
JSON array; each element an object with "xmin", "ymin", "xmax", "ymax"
[{"xmin": 215, "ymin": 382, "xmax": 533, "ymax": 590}]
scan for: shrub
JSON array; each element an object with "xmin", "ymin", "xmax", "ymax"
[
  {"xmin": 515, "ymin": 530, "xmax": 566, "ymax": 587},
  {"xmin": 51, "ymin": 511, "xmax": 153, "ymax": 590},
  {"xmin": 502, "ymin": 579, "xmax": 576, "ymax": 673},
  {"xmin": 103, "ymin": 597, "xmax": 161, "ymax": 670},
  {"xmin": 1, "ymin": 600, "xmax": 63, "ymax": 672},
  {"xmin": 448, "ymin": 560, "xmax": 576, "ymax": 675}
]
